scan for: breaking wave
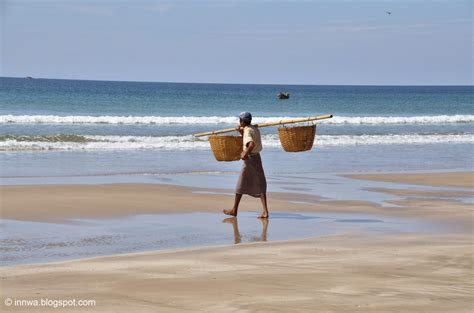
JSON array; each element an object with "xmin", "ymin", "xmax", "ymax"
[
  {"xmin": 1, "ymin": 133, "xmax": 472, "ymax": 151},
  {"xmin": 1, "ymin": 114, "xmax": 473, "ymax": 125}
]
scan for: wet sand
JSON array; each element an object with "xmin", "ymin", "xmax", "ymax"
[
  {"xmin": 347, "ymin": 171, "xmax": 474, "ymax": 188},
  {"xmin": 2, "ymin": 233, "xmax": 471, "ymax": 313},
  {"xmin": 2, "ymin": 175, "xmax": 472, "ymax": 228},
  {"xmin": 1, "ymin": 183, "xmax": 328, "ymax": 222},
  {"xmin": 1, "ymin": 171, "xmax": 473, "ymax": 312}
]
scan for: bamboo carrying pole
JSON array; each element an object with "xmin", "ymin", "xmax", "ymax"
[{"xmin": 194, "ymin": 114, "xmax": 333, "ymax": 137}]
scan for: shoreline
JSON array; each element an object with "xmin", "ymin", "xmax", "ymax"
[
  {"xmin": 1, "ymin": 171, "xmax": 473, "ymax": 312},
  {"xmin": 1, "ymin": 171, "xmax": 472, "ymax": 224}
]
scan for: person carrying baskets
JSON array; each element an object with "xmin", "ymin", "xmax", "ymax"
[{"xmin": 223, "ymin": 112, "xmax": 269, "ymax": 219}]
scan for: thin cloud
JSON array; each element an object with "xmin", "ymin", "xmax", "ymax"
[
  {"xmin": 130, "ymin": 3, "xmax": 174, "ymax": 13},
  {"xmin": 213, "ymin": 19, "xmax": 466, "ymax": 37},
  {"xmin": 66, "ymin": 5, "xmax": 115, "ymax": 16}
]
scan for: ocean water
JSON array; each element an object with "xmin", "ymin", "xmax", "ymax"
[{"xmin": 0, "ymin": 77, "xmax": 473, "ymax": 180}]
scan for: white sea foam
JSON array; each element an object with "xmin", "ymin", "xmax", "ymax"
[
  {"xmin": 1, "ymin": 114, "xmax": 473, "ymax": 125},
  {"xmin": 1, "ymin": 134, "xmax": 472, "ymax": 151}
]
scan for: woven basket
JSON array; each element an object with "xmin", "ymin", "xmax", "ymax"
[
  {"xmin": 209, "ymin": 136, "xmax": 243, "ymax": 161},
  {"xmin": 278, "ymin": 124, "xmax": 316, "ymax": 152}
]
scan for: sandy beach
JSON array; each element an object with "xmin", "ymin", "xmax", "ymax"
[
  {"xmin": 2, "ymin": 1, "xmax": 472, "ymax": 311},
  {"xmin": 1, "ymin": 171, "xmax": 473, "ymax": 312}
]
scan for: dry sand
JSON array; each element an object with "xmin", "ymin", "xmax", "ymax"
[{"xmin": 1, "ymin": 171, "xmax": 473, "ymax": 312}]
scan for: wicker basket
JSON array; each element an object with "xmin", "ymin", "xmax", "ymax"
[
  {"xmin": 278, "ymin": 124, "xmax": 316, "ymax": 152},
  {"xmin": 209, "ymin": 135, "xmax": 243, "ymax": 161}
]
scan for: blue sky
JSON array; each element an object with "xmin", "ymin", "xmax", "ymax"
[{"xmin": 1, "ymin": 0, "xmax": 472, "ymax": 85}]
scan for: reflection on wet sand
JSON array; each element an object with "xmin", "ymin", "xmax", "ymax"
[
  {"xmin": 2, "ymin": 212, "xmax": 436, "ymax": 266},
  {"xmin": 223, "ymin": 217, "xmax": 269, "ymax": 244}
]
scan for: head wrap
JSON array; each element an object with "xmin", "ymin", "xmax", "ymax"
[{"xmin": 239, "ymin": 111, "xmax": 252, "ymax": 123}]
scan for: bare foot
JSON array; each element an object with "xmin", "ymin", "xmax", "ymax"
[
  {"xmin": 258, "ymin": 212, "xmax": 269, "ymax": 219},
  {"xmin": 223, "ymin": 209, "xmax": 237, "ymax": 216}
]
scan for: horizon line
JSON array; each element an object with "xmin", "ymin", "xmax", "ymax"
[{"xmin": 1, "ymin": 76, "xmax": 473, "ymax": 87}]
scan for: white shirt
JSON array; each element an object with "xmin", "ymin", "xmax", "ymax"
[{"xmin": 243, "ymin": 125, "xmax": 262, "ymax": 155}]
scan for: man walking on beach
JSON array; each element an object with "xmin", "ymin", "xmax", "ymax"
[{"xmin": 224, "ymin": 112, "xmax": 269, "ymax": 218}]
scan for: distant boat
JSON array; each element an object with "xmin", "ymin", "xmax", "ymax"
[
  {"xmin": 25, "ymin": 76, "xmax": 33, "ymax": 79},
  {"xmin": 277, "ymin": 92, "xmax": 290, "ymax": 100}
]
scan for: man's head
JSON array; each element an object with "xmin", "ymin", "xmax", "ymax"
[{"xmin": 239, "ymin": 111, "xmax": 252, "ymax": 126}]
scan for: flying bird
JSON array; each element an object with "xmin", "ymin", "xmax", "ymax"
[{"xmin": 386, "ymin": 11, "xmax": 392, "ymax": 15}]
